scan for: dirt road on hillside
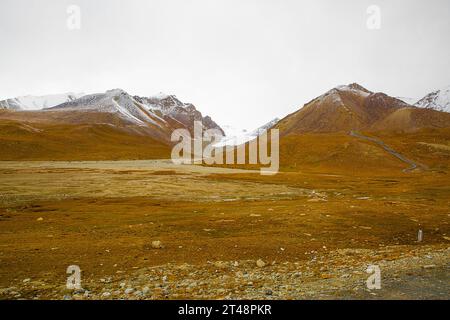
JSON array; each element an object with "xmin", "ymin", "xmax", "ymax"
[{"xmin": 349, "ymin": 131, "xmax": 424, "ymax": 172}]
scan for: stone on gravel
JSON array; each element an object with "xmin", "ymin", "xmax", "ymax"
[
  {"xmin": 151, "ymin": 241, "xmax": 163, "ymax": 249},
  {"xmin": 142, "ymin": 286, "xmax": 150, "ymax": 295},
  {"xmin": 256, "ymin": 259, "xmax": 266, "ymax": 268},
  {"xmin": 124, "ymin": 288, "xmax": 134, "ymax": 294}
]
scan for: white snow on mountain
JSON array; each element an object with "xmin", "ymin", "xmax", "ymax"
[
  {"xmin": 415, "ymin": 85, "xmax": 450, "ymax": 113},
  {"xmin": 1, "ymin": 89, "xmax": 224, "ymax": 134},
  {"xmin": 135, "ymin": 93, "xmax": 193, "ymax": 116},
  {"xmin": 44, "ymin": 89, "xmax": 224, "ymax": 134},
  {"xmin": 312, "ymin": 83, "xmax": 371, "ymax": 106},
  {"xmin": 335, "ymin": 83, "xmax": 371, "ymax": 97},
  {"xmin": 135, "ymin": 93, "xmax": 224, "ymax": 134},
  {"xmin": 0, "ymin": 93, "xmax": 84, "ymax": 110},
  {"xmin": 221, "ymin": 125, "xmax": 250, "ymax": 138},
  {"xmin": 250, "ymin": 118, "xmax": 280, "ymax": 135},
  {"xmin": 214, "ymin": 118, "xmax": 279, "ymax": 147},
  {"xmin": 395, "ymin": 97, "xmax": 417, "ymax": 105},
  {"xmin": 48, "ymin": 89, "xmax": 159, "ymax": 126}
]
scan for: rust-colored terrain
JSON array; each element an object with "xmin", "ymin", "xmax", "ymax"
[
  {"xmin": 0, "ymin": 160, "xmax": 448, "ymax": 299},
  {"xmin": 0, "ymin": 112, "xmax": 171, "ymax": 161},
  {"xmin": 0, "ymin": 84, "xmax": 449, "ymax": 299}
]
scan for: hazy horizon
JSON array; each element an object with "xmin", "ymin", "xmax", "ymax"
[{"xmin": 1, "ymin": 0, "xmax": 450, "ymax": 130}]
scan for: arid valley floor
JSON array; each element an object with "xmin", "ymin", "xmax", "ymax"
[
  {"xmin": 2, "ymin": 0, "xmax": 450, "ymax": 303},
  {"xmin": 0, "ymin": 160, "xmax": 448, "ymax": 299}
]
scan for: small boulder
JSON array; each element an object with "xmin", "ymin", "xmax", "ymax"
[
  {"xmin": 214, "ymin": 261, "xmax": 227, "ymax": 269},
  {"xmin": 142, "ymin": 286, "xmax": 150, "ymax": 295},
  {"xmin": 124, "ymin": 288, "xmax": 134, "ymax": 294},
  {"xmin": 151, "ymin": 240, "xmax": 163, "ymax": 249},
  {"xmin": 256, "ymin": 259, "xmax": 266, "ymax": 268}
]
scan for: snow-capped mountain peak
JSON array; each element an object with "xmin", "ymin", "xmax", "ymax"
[
  {"xmin": 47, "ymin": 89, "xmax": 153, "ymax": 125},
  {"xmin": 41, "ymin": 89, "xmax": 224, "ymax": 137},
  {"xmin": 250, "ymin": 118, "xmax": 280, "ymax": 136},
  {"xmin": 335, "ymin": 83, "xmax": 371, "ymax": 95},
  {"xmin": 134, "ymin": 93, "xmax": 224, "ymax": 135},
  {"xmin": 214, "ymin": 118, "xmax": 279, "ymax": 147},
  {"xmin": 135, "ymin": 94, "xmax": 190, "ymax": 114},
  {"xmin": 415, "ymin": 85, "xmax": 450, "ymax": 113},
  {"xmin": 311, "ymin": 83, "xmax": 372, "ymax": 106},
  {"xmin": 0, "ymin": 92, "xmax": 84, "ymax": 110},
  {"xmin": 1, "ymin": 89, "xmax": 224, "ymax": 137},
  {"xmin": 395, "ymin": 97, "xmax": 417, "ymax": 105}
]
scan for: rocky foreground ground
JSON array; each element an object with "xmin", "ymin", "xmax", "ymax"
[
  {"xmin": 1, "ymin": 244, "xmax": 448, "ymax": 300},
  {"xmin": 0, "ymin": 161, "xmax": 449, "ymax": 300}
]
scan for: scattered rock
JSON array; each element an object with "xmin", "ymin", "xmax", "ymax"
[
  {"xmin": 214, "ymin": 261, "xmax": 228, "ymax": 269},
  {"xmin": 142, "ymin": 286, "xmax": 150, "ymax": 295},
  {"xmin": 265, "ymin": 289, "xmax": 273, "ymax": 296},
  {"xmin": 256, "ymin": 259, "xmax": 266, "ymax": 268},
  {"xmin": 151, "ymin": 241, "xmax": 163, "ymax": 249},
  {"xmin": 2, "ymin": 244, "xmax": 447, "ymax": 300},
  {"xmin": 124, "ymin": 288, "xmax": 134, "ymax": 294}
]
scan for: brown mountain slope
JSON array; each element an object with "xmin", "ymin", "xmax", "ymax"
[
  {"xmin": 373, "ymin": 128, "xmax": 450, "ymax": 171},
  {"xmin": 372, "ymin": 107, "xmax": 450, "ymax": 132},
  {"xmin": 265, "ymin": 84, "xmax": 450, "ymax": 172},
  {"xmin": 211, "ymin": 128, "xmax": 450, "ymax": 174},
  {"xmin": 0, "ymin": 118, "xmax": 170, "ymax": 160},
  {"xmin": 47, "ymin": 89, "xmax": 224, "ymax": 142},
  {"xmin": 278, "ymin": 133, "xmax": 406, "ymax": 173},
  {"xmin": 276, "ymin": 83, "xmax": 450, "ymax": 135},
  {"xmin": 0, "ymin": 87, "xmax": 227, "ymax": 161},
  {"xmin": 278, "ymin": 128, "xmax": 450, "ymax": 173},
  {"xmin": 213, "ymin": 84, "xmax": 450, "ymax": 173},
  {"xmin": 0, "ymin": 109, "xmax": 179, "ymax": 144},
  {"xmin": 276, "ymin": 84, "xmax": 402, "ymax": 134}
]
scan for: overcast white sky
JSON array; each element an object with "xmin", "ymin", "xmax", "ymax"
[{"xmin": 1, "ymin": 0, "xmax": 449, "ymax": 129}]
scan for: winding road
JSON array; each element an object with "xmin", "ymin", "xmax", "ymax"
[{"xmin": 349, "ymin": 131, "xmax": 423, "ymax": 172}]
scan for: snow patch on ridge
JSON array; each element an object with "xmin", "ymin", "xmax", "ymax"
[
  {"xmin": 47, "ymin": 89, "xmax": 154, "ymax": 126},
  {"xmin": 0, "ymin": 93, "xmax": 85, "ymax": 110},
  {"xmin": 214, "ymin": 118, "xmax": 279, "ymax": 147},
  {"xmin": 415, "ymin": 85, "xmax": 450, "ymax": 113}
]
